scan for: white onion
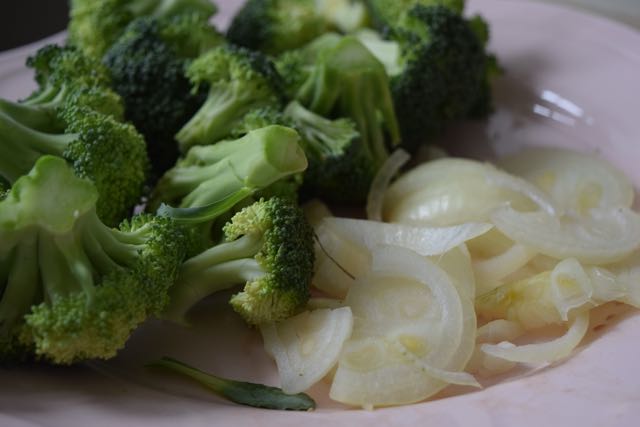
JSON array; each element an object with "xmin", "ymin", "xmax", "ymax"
[
  {"xmin": 474, "ymin": 243, "xmax": 538, "ymax": 295},
  {"xmin": 330, "ymin": 245, "xmax": 475, "ymax": 407},
  {"xmin": 367, "ymin": 149, "xmax": 410, "ymax": 221},
  {"xmin": 383, "ymin": 158, "xmax": 556, "ymax": 226},
  {"xmin": 550, "ymin": 258, "xmax": 594, "ymax": 321},
  {"xmin": 491, "ymin": 206, "xmax": 640, "ymax": 264},
  {"xmin": 480, "ymin": 312, "xmax": 590, "ymax": 364},
  {"xmin": 261, "ymin": 307, "xmax": 353, "ymax": 394},
  {"xmin": 499, "ymin": 147, "xmax": 634, "ymax": 214},
  {"xmin": 323, "ymin": 217, "xmax": 492, "ymax": 257}
]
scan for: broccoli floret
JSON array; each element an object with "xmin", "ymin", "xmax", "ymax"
[
  {"xmin": 175, "ymin": 45, "xmax": 285, "ymax": 151},
  {"xmin": 366, "ymin": 0, "xmax": 464, "ymax": 28},
  {"xmin": 0, "ymin": 45, "xmax": 124, "ymax": 133},
  {"xmin": 282, "ymin": 101, "xmax": 373, "ymax": 203},
  {"xmin": 162, "ymin": 197, "xmax": 315, "ymax": 325},
  {"xmin": 150, "ymin": 125, "xmax": 308, "ymax": 211},
  {"xmin": 230, "ymin": 102, "xmax": 374, "ymax": 203},
  {"xmin": 0, "ymin": 178, "xmax": 8, "ymax": 201},
  {"xmin": 0, "ymin": 156, "xmax": 191, "ymax": 364},
  {"xmin": 358, "ymin": 5, "xmax": 495, "ymax": 151},
  {"xmin": 103, "ymin": 15, "xmax": 221, "ymax": 177},
  {"xmin": 68, "ymin": 0, "xmax": 217, "ymax": 58},
  {"xmin": 277, "ymin": 34, "xmax": 400, "ymax": 170},
  {"xmin": 227, "ymin": 0, "xmax": 369, "ymax": 55},
  {"xmin": 0, "ymin": 107, "xmax": 148, "ymax": 226}
]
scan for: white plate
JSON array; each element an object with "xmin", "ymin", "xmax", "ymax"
[{"xmin": 1, "ymin": 1, "xmax": 640, "ymax": 426}]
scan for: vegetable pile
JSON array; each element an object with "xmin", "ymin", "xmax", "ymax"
[{"xmin": 11, "ymin": 0, "xmax": 613, "ymax": 411}]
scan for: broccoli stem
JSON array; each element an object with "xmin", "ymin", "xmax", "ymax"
[
  {"xmin": 163, "ymin": 235, "xmax": 264, "ymax": 323},
  {"xmin": 148, "ymin": 356, "xmax": 316, "ymax": 411},
  {"xmin": 176, "ymin": 86, "xmax": 254, "ymax": 151},
  {"xmin": 0, "ymin": 98, "xmax": 57, "ymax": 132},
  {"xmin": 0, "ymin": 112, "xmax": 72, "ymax": 182},
  {"xmin": 0, "ymin": 234, "xmax": 40, "ymax": 336}
]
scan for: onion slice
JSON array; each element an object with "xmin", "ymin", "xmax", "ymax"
[
  {"xmin": 480, "ymin": 312, "xmax": 590, "ymax": 364},
  {"xmin": 367, "ymin": 149, "xmax": 410, "ymax": 221},
  {"xmin": 491, "ymin": 206, "xmax": 640, "ymax": 264},
  {"xmin": 323, "ymin": 217, "xmax": 492, "ymax": 257}
]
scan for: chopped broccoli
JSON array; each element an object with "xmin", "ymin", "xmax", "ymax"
[
  {"xmin": 0, "ymin": 156, "xmax": 191, "ymax": 364},
  {"xmin": 149, "ymin": 357, "xmax": 316, "ymax": 410},
  {"xmin": 366, "ymin": 0, "xmax": 464, "ymax": 28},
  {"xmin": 0, "ymin": 106, "xmax": 148, "ymax": 226},
  {"xmin": 0, "ymin": 45, "xmax": 124, "ymax": 133},
  {"xmin": 283, "ymin": 101, "xmax": 373, "ymax": 203},
  {"xmin": 227, "ymin": 0, "xmax": 369, "ymax": 55},
  {"xmin": 276, "ymin": 34, "xmax": 400, "ymax": 170},
  {"xmin": 0, "ymin": 178, "xmax": 8, "ymax": 201},
  {"xmin": 150, "ymin": 125, "xmax": 308, "ymax": 211},
  {"xmin": 162, "ymin": 196, "xmax": 315, "ymax": 325},
  {"xmin": 103, "ymin": 15, "xmax": 222, "ymax": 176},
  {"xmin": 230, "ymin": 102, "xmax": 375, "ymax": 203},
  {"xmin": 68, "ymin": 0, "xmax": 217, "ymax": 58},
  {"xmin": 358, "ymin": 5, "xmax": 496, "ymax": 151},
  {"xmin": 175, "ymin": 45, "xmax": 285, "ymax": 151}
]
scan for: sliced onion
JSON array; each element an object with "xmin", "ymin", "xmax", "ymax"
[
  {"xmin": 306, "ymin": 297, "xmax": 345, "ymax": 310},
  {"xmin": 429, "ymin": 245, "xmax": 476, "ymax": 299},
  {"xmin": 475, "ymin": 271, "xmax": 561, "ymax": 329},
  {"xmin": 474, "ymin": 243, "xmax": 538, "ymax": 295},
  {"xmin": 383, "ymin": 158, "xmax": 556, "ymax": 227},
  {"xmin": 302, "ymin": 199, "xmax": 334, "ymax": 228},
  {"xmin": 477, "ymin": 320, "xmax": 525, "ymax": 343},
  {"xmin": 550, "ymin": 258, "xmax": 594, "ymax": 321},
  {"xmin": 491, "ymin": 206, "xmax": 640, "ymax": 264},
  {"xmin": 480, "ymin": 312, "xmax": 590, "ymax": 364},
  {"xmin": 367, "ymin": 149, "xmax": 410, "ymax": 221},
  {"xmin": 261, "ymin": 307, "xmax": 353, "ymax": 394},
  {"xmin": 330, "ymin": 245, "xmax": 476, "ymax": 407},
  {"xmin": 322, "ymin": 217, "xmax": 492, "ymax": 256},
  {"xmin": 499, "ymin": 147, "xmax": 634, "ymax": 214}
]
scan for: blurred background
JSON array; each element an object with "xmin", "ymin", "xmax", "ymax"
[
  {"xmin": 1, "ymin": 0, "xmax": 69, "ymax": 51},
  {"xmin": 0, "ymin": 0, "xmax": 639, "ymax": 52}
]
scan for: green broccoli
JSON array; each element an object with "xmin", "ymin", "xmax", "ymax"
[
  {"xmin": 149, "ymin": 125, "xmax": 308, "ymax": 211},
  {"xmin": 276, "ymin": 34, "xmax": 400, "ymax": 171},
  {"xmin": 0, "ymin": 45, "xmax": 124, "ymax": 133},
  {"xmin": 357, "ymin": 5, "xmax": 496, "ymax": 151},
  {"xmin": 103, "ymin": 15, "xmax": 222, "ymax": 176},
  {"xmin": 68, "ymin": 0, "xmax": 217, "ymax": 58},
  {"xmin": 284, "ymin": 101, "xmax": 373, "ymax": 203},
  {"xmin": 0, "ymin": 156, "xmax": 191, "ymax": 364},
  {"xmin": 365, "ymin": 0, "xmax": 464, "ymax": 28},
  {"xmin": 162, "ymin": 196, "xmax": 315, "ymax": 326},
  {"xmin": 0, "ymin": 106, "xmax": 148, "ymax": 226},
  {"xmin": 0, "ymin": 178, "xmax": 8, "ymax": 201},
  {"xmin": 227, "ymin": 0, "xmax": 369, "ymax": 55},
  {"xmin": 230, "ymin": 101, "xmax": 375, "ymax": 203},
  {"xmin": 175, "ymin": 45, "xmax": 285, "ymax": 151}
]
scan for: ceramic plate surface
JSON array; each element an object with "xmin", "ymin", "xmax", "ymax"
[{"xmin": 1, "ymin": 1, "xmax": 639, "ymax": 426}]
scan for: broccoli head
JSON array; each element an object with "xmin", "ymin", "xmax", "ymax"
[
  {"xmin": 0, "ymin": 156, "xmax": 190, "ymax": 364},
  {"xmin": 0, "ymin": 178, "xmax": 8, "ymax": 201},
  {"xmin": 150, "ymin": 125, "xmax": 308, "ymax": 211},
  {"xmin": 277, "ymin": 34, "xmax": 400, "ymax": 171},
  {"xmin": 358, "ymin": 5, "xmax": 495, "ymax": 151},
  {"xmin": 282, "ymin": 101, "xmax": 373, "ymax": 203},
  {"xmin": 228, "ymin": 0, "xmax": 371, "ymax": 55},
  {"xmin": 175, "ymin": 44, "xmax": 285, "ymax": 151},
  {"xmin": 0, "ymin": 106, "xmax": 148, "ymax": 226},
  {"xmin": 366, "ymin": 0, "xmax": 465, "ymax": 28},
  {"xmin": 162, "ymin": 196, "xmax": 315, "ymax": 325},
  {"xmin": 68, "ymin": 0, "xmax": 217, "ymax": 58},
  {"xmin": 103, "ymin": 15, "xmax": 221, "ymax": 176},
  {"xmin": 0, "ymin": 45, "xmax": 124, "ymax": 133}
]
